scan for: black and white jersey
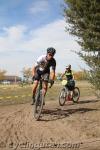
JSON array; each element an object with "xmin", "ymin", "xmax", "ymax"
[{"xmin": 34, "ymin": 55, "xmax": 56, "ymax": 73}]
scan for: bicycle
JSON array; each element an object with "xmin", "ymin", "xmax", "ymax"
[
  {"xmin": 59, "ymin": 79, "xmax": 80, "ymax": 106},
  {"xmin": 33, "ymin": 78, "xmax": 52, "ymax": 121}
]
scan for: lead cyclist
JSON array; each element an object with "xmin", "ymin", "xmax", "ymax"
[{"xmin": 31, "ymin": 47, "xmax": 56, "ymax": 105}]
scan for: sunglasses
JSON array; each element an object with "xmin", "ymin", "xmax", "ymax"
[{"xmin": 48, "ymin": 53, "xmax": 54, "ymax": 57}]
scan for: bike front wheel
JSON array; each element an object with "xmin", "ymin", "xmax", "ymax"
[
  {"xmin": 33, "ymin": 90, "xmax": 44, "ymax": 121},
  {"xmin": 59, "ymin": 88, "xmax": 67, "ymax": 106},
  {"xmin": 73, "ymin": 87, "xmax": 80, "ymax": 103}
]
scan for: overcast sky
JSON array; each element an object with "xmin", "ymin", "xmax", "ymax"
[{"xmin": 0, "ymin": 0, "xmax": 88, "ymax": 76}]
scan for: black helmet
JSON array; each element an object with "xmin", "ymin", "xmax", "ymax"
[{"xmin": 47, "ymin": 47, "xmax": 56, "ymax": 55}]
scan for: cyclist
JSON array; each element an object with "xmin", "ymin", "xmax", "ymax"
[
  {"xmin": 61, "ymin": 64, "xmax": 75, "ymax": 99},
  {"xmin": 31, "ymin": 47, "xmax": 56, "ymax": 105}
]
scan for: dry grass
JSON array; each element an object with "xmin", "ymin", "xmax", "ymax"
[{"xmin": 0, "ymin": 80, "xmax": 96, "ymax": 105}]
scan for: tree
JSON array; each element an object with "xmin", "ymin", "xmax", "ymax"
[
  {"xmin": 0, "ymin": 70, "xmax": 6, "ymax": 81},
  {"xmin": 64, "ymin": 0, "xmax": 100, "ymax": 95},
  {"xmin": 74, "ymin": 71, "xmax": 87, "ymax": 80},
  {"xmin": 22, "ymin": 67, "xmax": 32, "ymax": 83}
]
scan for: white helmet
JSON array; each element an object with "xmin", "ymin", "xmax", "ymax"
[{"xmin": 66, "ymin": 64, "xmax": 71, "ymax": 69}]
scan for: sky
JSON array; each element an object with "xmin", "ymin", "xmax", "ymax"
[{"xmin": 0, "ymin": 0, "xmax": 88, "ymax": 76}]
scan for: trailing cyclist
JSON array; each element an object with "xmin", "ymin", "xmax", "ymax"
[
  {"xmin": 61, "ymin": 64, "xmax": 75, "ymax": 99},
  {"xmin": 31, "ymin": 47, "xmax": 56, "ymax": 105}
]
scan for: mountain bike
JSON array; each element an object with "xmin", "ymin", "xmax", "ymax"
[
  {"xmin": 33, "ymin": 79, "xmax": 52, "ymax": 121},
  {"xmin": 59, "ymin": 80, "xmax": 80, "ymax": 106}
]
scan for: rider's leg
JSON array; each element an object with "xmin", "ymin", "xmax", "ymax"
[
  {"xmin": 70, "ymin": 90, "xmax": 73, "ymax": 99},
  {"xmin": 65, "ymin": 84, "xmax": 69, "ymax": 99},
  {"xmin": 70, "ymin": 80, "xmax": 75, "ymax": 99},
  {"xmin": 42, "ymin": 73, "xmax": 49, "ymax": 105},
  {"xmin": 31, "ymin": 80, "xmax": 39, "ymax": 105},
  {"xmin": 42, "ymin": 81, "xmax": 48, "ymax": 105},
  {"xmin": 31, "ymin": 71, "xmax": 41, "ymax": 105},
  {"xmin": 32, "ymin": 80, "xmax": 39, "ymax": 97},
  {"xmin": 42, "ymin": 81, "xmax": 48, "ymax": 96},
  {"xmin": 42, "ymin": 73, "xmax": 49, "ymax": 96},
  {"xmin": 70, "ymin": 85, "xmax": 75, "ymax": 99}
]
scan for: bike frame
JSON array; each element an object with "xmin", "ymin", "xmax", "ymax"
[
  {"xmin": 63, "ymin": 86, "xmax": 74, "ymax": 101},
  {"xmin": 38, "ymin": 79, "xmax": 42, "ymax": 92},
  {"xmin": 33, "ymin": 79, "xmax": 52, "ymax": 121}
]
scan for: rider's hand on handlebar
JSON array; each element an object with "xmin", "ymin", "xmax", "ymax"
[
  {"xmin": 32, "ymin": 76, "xmax": 35, "ymax": 81},
  {"xmin": 57, "ymin": 76, "xmax": 62, "ymax": 81}
]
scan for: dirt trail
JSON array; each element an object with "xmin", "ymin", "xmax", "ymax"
[{"xmin": 0, "ymin": 96, "xmax": 100, "ymax": 150}]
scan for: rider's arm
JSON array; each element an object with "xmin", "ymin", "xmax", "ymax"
[
  {"xmin": 61, "ymin": 70, "xmax": 66, "ymax": 78},
  {"xmin": 32, "ymin": 58, "xmax": 40, "ymax": 77},
  {"xmin": 72, "ymin": 71, "xmax": 75, "ymax": 80},
  {"xmin": 50, "ymin": 59, "xmax": 56, "ymax": 81},
  {"xmin": 50, "ymin": 70, "xmax": 56, "ymax": 81},
  {"xmin": 61, "ymin": 72, "xmax": 65, "ymax": 78},
  {"xmin": 32, "ymin": 65, "xmax": 36, "ymax": 77}
]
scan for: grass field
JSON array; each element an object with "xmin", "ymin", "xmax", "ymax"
[{"xmin": 0, "ymin": 80, "xmax": 96, "ymax": 106}]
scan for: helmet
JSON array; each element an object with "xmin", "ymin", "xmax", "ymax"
[
  {"xmin": 47, "ymin": 47, "xmax": 56, "ymax": 55},
  {"xmin": 66, "ymin": 64, "xmax": 71, "ymax": 69}
]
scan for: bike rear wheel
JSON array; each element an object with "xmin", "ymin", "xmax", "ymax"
[
  {"xmin": 59, "ymin": 88, "xmax": 66, "ymax": 106},
  {"xmin": 33, "ymin": 90, "xmax": 44, "ymax": 121},
  {"xmin": 73, "ymin": 87, "xmax": 80, "ymax": 103}
]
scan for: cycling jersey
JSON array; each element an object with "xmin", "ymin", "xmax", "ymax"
[
  {"xmin": 64, "ymin": 70, "xmax": 75, "ymax": 90},
  {"xmin": 34, "ymin": 55, "xmax": 56, "ymax": 74},
  {"xmin": 65, "ymin": 70, "xmax": 73, "ymax": 80}
]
